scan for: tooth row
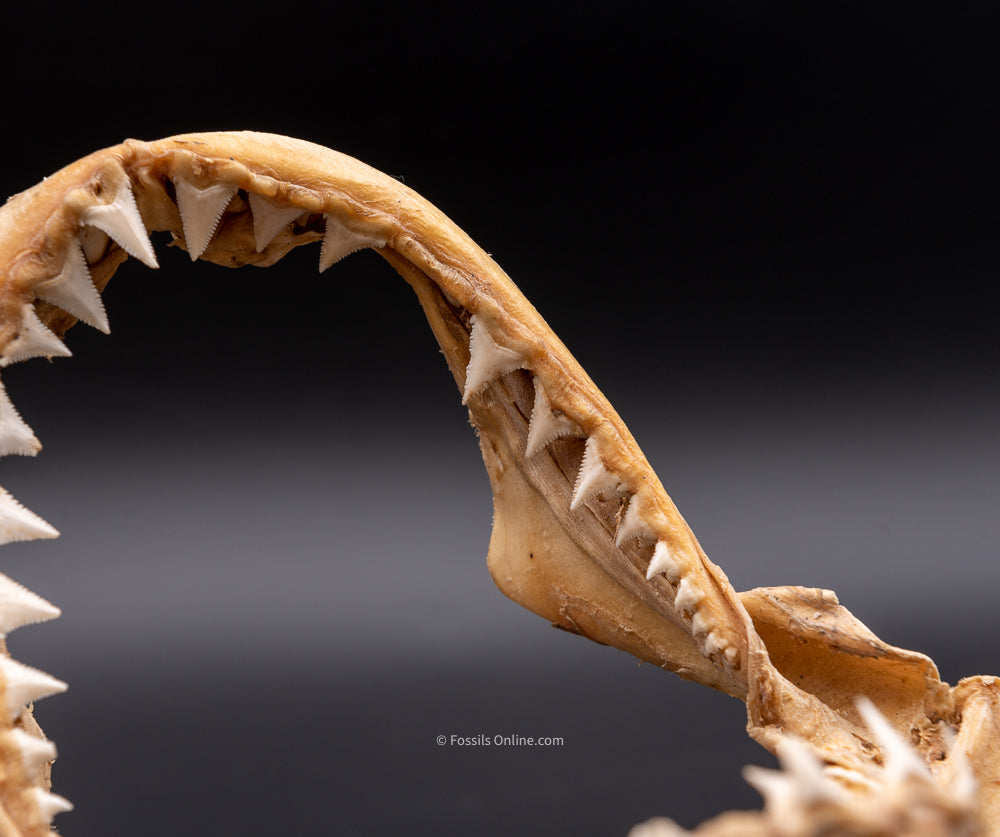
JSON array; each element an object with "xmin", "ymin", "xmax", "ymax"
[{"xmin": 463, "ymin": 316, "xmax": 737, "ymax": 666}]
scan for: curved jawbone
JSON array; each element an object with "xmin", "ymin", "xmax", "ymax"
[{"xmin": 0, "ymin": 132, "xmax": 994, "ymax": 836}]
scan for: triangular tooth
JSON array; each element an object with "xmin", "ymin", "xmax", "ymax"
[
  {"xmin": 0, "ymin": 656, "xmax": 67, "ymax": 721},
  {"xmin": 319, "ymin": 214, "xmax": 386, "ymax": 272},
  {"xmin": 0, "ymin": 487, "xmax": 59, "ymax": 545},
  {"xmin": 615, "ymin": 493, "xmax": 657, "ymax": 547},
  {"xmin": 570, "ymin": 436, "xmax": 621, "ymax": 510},
  {"xmin": 248, "ymin": 193, "xmax": 305, "ymax": 252},
  {"xmin": 462, "ymin": 316, "xmax": 527, "ymax": 404},
  {"xmin": 33, "ymin": 241, "xmax": 110, "ymax": 333},
  {"xmin": 0, "ymin": 572, "xmax": 60, "ymax": 636},
  {"xmin": 856, "ymin": 696, "xmax": 931, "ymax": 783},
  {"xmin": 0, "ymin": 379, "xmax": 41, "ymax": 457},
  {"xmin": 0, "ymin": 304, "xmax": 72, "ymax": 368},
  {"xmin": 26, "ymin": 787, "xmax": 73, "ymax": 825},
  {"xmin": 7, "ymin": 728, "xmax": 57, "ymax": 773},
  {"xmin": 82, "ymin": 180, "xmax": 158, "ymax": 268},
  {"xmin": 646, "ymin": 540, "xmax": 682, "ymax": 582},
  {"xmin": 673, "ymin": 576, "xmax": 705, "ymax": 613},
  {"xmin": 525, "ymin": 378, "xmax": 583, "ymax": 457},
  {"xmin": 174, "ymin": 177, "xmax": 238, "ymax": 261}
]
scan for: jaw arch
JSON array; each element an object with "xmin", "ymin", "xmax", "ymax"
[{"xmin": 0, "ymin": 132, "xmax": 996, "ymax": 836}]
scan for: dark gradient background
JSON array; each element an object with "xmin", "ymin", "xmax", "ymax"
[{"xmin": 2, "ymin": 4, "xmax": 999, "ymax": 835}]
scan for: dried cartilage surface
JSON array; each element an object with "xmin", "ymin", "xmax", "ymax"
[{"xmin": 0, "ymin": 132, "xmax": 996, "ymax": 836}]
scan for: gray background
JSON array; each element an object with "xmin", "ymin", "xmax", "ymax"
[{"xmin": 2, "ymin": 5, "xmax": 999, "ymax": 835}]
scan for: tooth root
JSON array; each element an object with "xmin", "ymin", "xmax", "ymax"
[
  {"xmin": 571, "ymin": 436, "xmax": 621, "ymax": 510},
  {"xmin": 0, "ymin": 380, "xmax": 41, "ymax": 457},
  {"xmin": 646, "ymin": 541, "xmax": 682, "ymax": 582},
  {"xmin": 319, "ymin": 214, "xmax": 386, "ymax": 272},
  {"xmin": 0, "ymin": 572, "xmax": 60, "ymax": 636},
  {"xmin": 856, "ymin": 696, "xmax": 931, "ymax": 782},
  {"xmin": 462, "ymin": 316, "xmax": 528, "ymax": 404},
  {"xmin": 615, "ymin": 494, "xmax": 657, "ymax": 547},
  {"xmin": 0, "ymin": 487, "xmax": 59, "ymax": 546},
  {"xmin": 26, "ymin": 787, "xmax": 73, "ymax": 825},
  {"xmin": 0, "ymin": 304, "xmax": 72, "ymax": 368},
  {"xmin": 174, "ymin": 177, "xmax": 238, "ymax": 261},
  {"xmin": 674, "ymin": 576, "xmax": 705, "ymax": 613},
  {"xmin": 33, "ymin": 241, "xmax": 110, "ymax": 333},
  {"xmin": 526, "ymin": 378, "xmax": 583, "ymax": 457},
  {"xmin": 81, "ymin": 180, "xmax": 158, "ymax": 268},
  {"xmin": 248, "ymin": 193, "xmax": 305, "ymax": 252},
  {"xmin": 0, "ymin": 656, "xmax": 67, "ymax": 721},
  {"xmin": 7, "ymin": 728, "xmax": 57, "ymax": 774}
]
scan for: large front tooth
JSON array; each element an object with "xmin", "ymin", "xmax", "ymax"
[
  {"xmin": 571, "ymin": 436, "xmax": 621, "ymax": 510},
  {"xmin": 0, "ymin": 657, "xmax": 67, "ymax": 721},
  {"xmin": 0, "ymin": 487, "xmax": 59, "ymax": 545},
  {"xmin": 462, "ymin": 316, "xmax": 528, "ymax": 404},
  {"xmin": 33, "ymin": 241, "xmax": 110, "ymax": 333},
  {"xmin": 0, "ymin": 304, "xmax": 72, "ymax": 368},
  {"xmin": 25, "ymin": 787, "xmax": 73, "ymax": 826},
  {"xmin": 319, "ymin": 214, "xmax": 386, "ymax": 272},
  {"xmin": 174, "ymin": 177, "xmax": 238, "ymax": 260},
  {"xmin": 248, "ymin": 193, "xmax": 304, "ymax": 252},
  {"xmin": 6, "ymin": 728, "xmax": 57, "ymax": 774},
  {"xmin": 0, "ymin": 380, "xmax": 41, "ymax": 457},
  {"xmin": 525, "ymin": 378, "xmax": 583, "ymax": 457},
  {"xmin": 81, "ymin": 180, "xmax": 158, "ymax": 268},
  {"xmin": 0, "ymin": 573, "xmax": 60, "ymax": 636},
  {"xmin": 615, "ymin": 493, "xmax": 657, "ymax": 547}
]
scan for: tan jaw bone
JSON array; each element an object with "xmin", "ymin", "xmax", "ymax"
[{"xmin": 0, "ymin": 132, "xmax": 996, "ymax": 837}]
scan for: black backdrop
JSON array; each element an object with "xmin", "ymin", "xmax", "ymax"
[{"xmin": 1, "ymin": 5, "xmax": 998, "ymax": 835}]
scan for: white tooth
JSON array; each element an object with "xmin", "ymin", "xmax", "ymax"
[
  {"xmin": 646, "ymin": 541, "xmax": 681, "ymax": 582},
  {"xmin": 691, "ymin": 608, "xmax": 713, "ymax": 636},
  {"xmin": 0, "ymin": 380, "xmax": 41, "ymax": 457},
  {"xmin": 674, "ymin": 576, "xmax": 705, "ymax": 613},
  {"xmin": 319, "ymin": 214, "xmax": 386, "ymax": 272},
  {"xmin": 856, "ymin": 696, "xmax": 931, "ymax": 783},
  {"xmin": 82, "ymin": 180, "xmax": 158, "ymax": 268},
  {"xmin": 174, "ymin": 177, "xmax": 238, "ymax": 261},
  {"xmin": 0, "ymin": 572, "xmax": 60, "ymax": 636},
  {"xmin": 248, "ymin": 193, "xmax": 304, "ymax": 252},
  {"xmin": 704, "ymin": 631, "xmax": 727, "ymax": 655},
  {"xmin": 461, "ymin": 315, "xmax": 527, "ymax": 404},
  {"xmin": 615, "ymin": 493, "xmax": 657, "ymax": 547},
  {"xmin": 7, "ymin": 728, "xmax": 57, "ymax": 773},
  {"xmin": 0, "ymin": 487, "xmax": 59, "ymax": 545},
  {"xmin": 26, "ymin": 787, "xmax": 73, "ymax": 825},
  {"xmin": 0, "ymin": 304, "xmax": 72, "ymax": 368},
  {"xmin": 525, "ymin": 378, "xmax": 583, "ymax": 457},
  {"xmin": 33, "ymin": 241, "xmax": 109, "ymax": 333},
  {"xmin": 0, "ymin": 656, "xmax": 67, "ymax": 721},
  {"xmin": 570, "ymin": 436, "xmax": 621, "ymax": 510}
]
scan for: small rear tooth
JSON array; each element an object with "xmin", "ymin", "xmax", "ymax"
[
  {"xmin": 705, "ymin": 631, "xmax": 728, "ymax": 655},
  {"xmin": 691, "ymin": 608, "xmax": 713, "ymax": 636},
  {"xmin": 674, "ymin": 576, "xmax": 705, "ymax": 613},
  {"xmin": 646, "ymin": 541, "xmax": 681, "ymax": 582},
  {"xmin": 174, "ymin": 177, "xmax": 238, "ymax": 261},
  {"xmin": 571, "ymin": 436, "xmax": 621, "ymax": 510},
  {"xmin": 0, "ymin": 487, "xmax": 59, "ymax": 545},
  {"xmin": 25, "ymin": 787, "xmax": 73, "ymax": 825},
  {"xmin": 615, "ymin": 493, "xmax": 656, "ymax": 547},
  {"xmin": 7, "ymin": 728, "xmax": 57, "ymax": 773},
  {"xmin": 319, "ymin": 214, "xmax": 386, "ymax": 272},
  {"xmin": 0, "ymin": 656, "xmax": 67, "ymax": 721},
  {"xmin": 0, "ymin": 380, "xmax": 41, "ymax": 457},
  {"xmin": 248, "ymin": 193, "xmax": 305, "ymax": 252},
  {"xmin": 33, "ymin": 241, "xmax": 110, "ymax": 333},
  {"xmin": 0, "ymin": 304, "xmax": 72, "ymax": 367},
  {"xmin": 0, "ymin": 572, "xmax": 60, "ymax": 636},
  {"xmin": 526, "ymin": 378, "xmax": 583, "ymax": 457},
  {"xmin": 81, "ymin": 180, "xmax": 158, "ymax": 268},
  {"xmin": 462, "ymin": 316, "xmax": 528, "ymax": 404}
]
